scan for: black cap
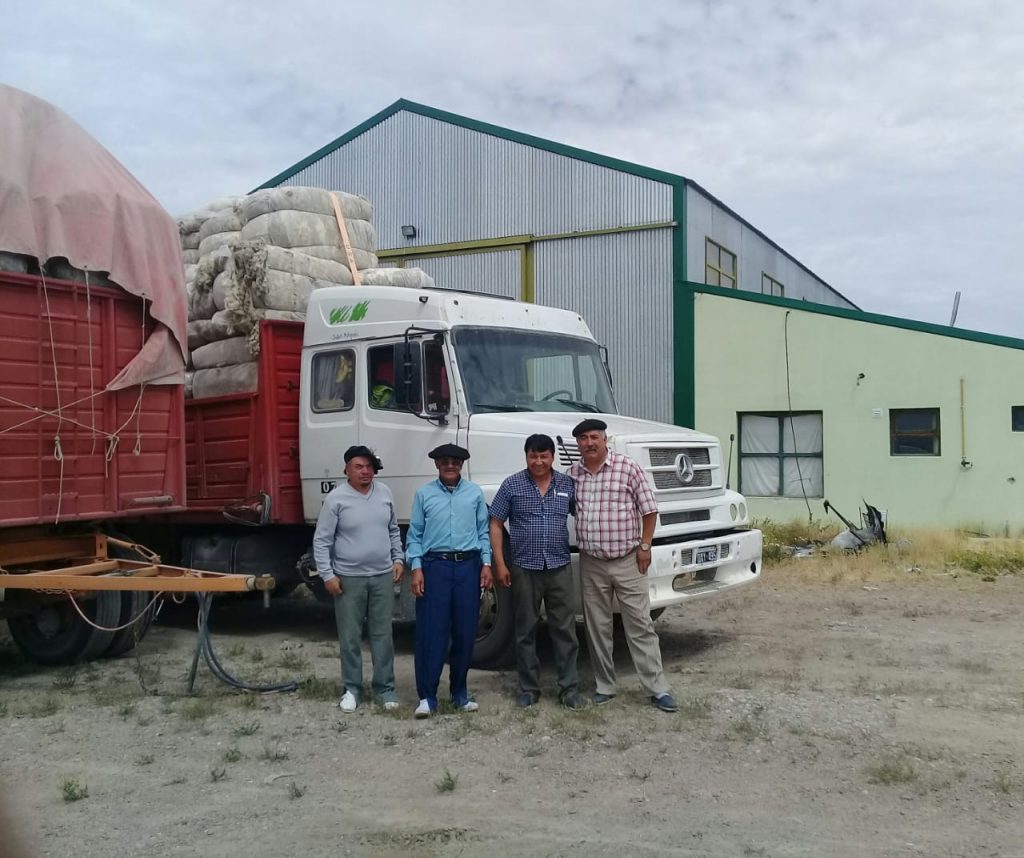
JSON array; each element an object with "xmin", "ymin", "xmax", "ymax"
[
  {"xmin": 344, "ymin": 445, "xmax": 382, "ymax": 472},
  {"xmin": 428, "ymin": 443, "xmax": 471, "ymax": 461},
  {"xmin": 571, "ymin": 418, "xmax": 608, "ymax": 437}
]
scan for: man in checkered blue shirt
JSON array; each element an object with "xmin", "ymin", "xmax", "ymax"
[{"xmin": 490, "ymin": 434, "xmax": 583, "ymax": 711}]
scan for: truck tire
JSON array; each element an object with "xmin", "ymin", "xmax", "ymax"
[
  {"xmin": 103, "ymin": 539, "xmax": 156, "ymax": 658},
  {"xmin": 472, "ymin": 581, "xmax": 514, "ymax": 669},
  {"xmin": 7, "ymin": 589, "xmax": 121, "ymax": 666}
]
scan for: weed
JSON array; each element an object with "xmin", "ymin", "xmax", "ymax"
[
  {"xmin": 46, "ymin": 720, "xmax": 66, "ymax": 735},
  {"xmin": 435, "ymin": 769, "xmax": 458, "ymax": 793},
  {"xmin": 118, "ymin": 702, "xmax": 137, "ymax": 721},
  {"xmin": 136, "ymin": 714, "xmax": 152, "ymax": 727},
  {"xmin": 298, "ymin": 676, "xmax": 339, "ymax": 701},
  {"xmin": 288, "ymin": 781, "xmax": 305, "ymax": 800},
  {"xmin": 612, "ymin": 734, "xmax": 635, "ymax": 752},
  {"xmin": 223, "ymin": 747, "xmax": 243, "ymax": 763},
  {"xmin": 259, "ymin": 741, "xmax": 289, "ymax": 762},
  {"xmin": 989, "ymin": 770, "xmax": 1016, "ymax": 795},
  {"xmin": 225, "ymin": 643, "xmax": 247, "ymax": 658},
  {"xmin": 725, "ymin": 671, "xmax": 755, "ymax": 690},
  {"xmin": 233, "ymin": 719, "xmax": 261, "ymax": 737},
  {"xmin": 947, "ymin": 548, "xmax": 1024, "ymax": 576},
  {"xmin": 497, "ymin": 771, "xmax": 513, "ymax": 784},
  {"xmin": 210, "ymin": 767, "xmax": 228, "ymax": 782},
  {"xmin": 51, "ymin": 668, "xmax": 78, "ymax": 690},
  {"xmin": 629, "ymin": 767, "xmax": 651, "ymax": 782},
  {"xmin": 838, "ymin": 598, "xmax": 864, "ymax": 617},
  {"xmin": 0, "ymin": 701, "xmax": 8, "ymax": 718},
  {"xmin": 522, "ymin": 743, "xmax": 544, "ymax": 758},
  {"xmin": 163, "ymin": 775, "xmax": 187, "ymax": 786},
  {"xmin": 676, "ymin": 695, "xmax": 711, "ymax": 720},
  {"xmin": 732, "ymin": 716, "xmax": 770, "ymax": 743},
  {"xmin": 135, "ymin": 754, "xmax": 155, "ymax": 766},
  {"xmin": 61, "ymin": 779, "xmax": 88, "ymax": 802},
  {"xmin": 379, "ymin": 732, "xmax": 398, "ymax": 747},
  {"xmin": 865, "ymin": 757, "xmax": 918, "ymax": 785},
  {"xmin": 22, "ymin": 698, "xmax": 61, "ymax": 718},
  {"xmin": 249, "ymin": 649, "xmax": 265, "ymax": 663},
  {"xmin": 275, "ymin": 651, "xmax": 310, "ymax": 671},
  {"xmin": 179, "ymin": 697, "xmax": 218, "ymax": 722},
  {"xmin": 332, "ymin": 720, "xmax": 349, "ymax": 734}
]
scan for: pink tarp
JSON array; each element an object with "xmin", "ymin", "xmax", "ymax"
[{"xmin": 0, "ymin": 83, "xmax": 186, "ymax": 387}]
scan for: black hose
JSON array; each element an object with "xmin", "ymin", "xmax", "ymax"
[{"xmin": 194, "ymin": 594, "xmax": 299, "ymax": 694}]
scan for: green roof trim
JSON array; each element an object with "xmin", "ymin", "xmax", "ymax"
[
  {"xmin": 688, "ymin": 283, "xmax": 1024, "ymax": 351},
  {"xmin": 254, "ymin": 98, "xmax": 684, "ymax": 191},
  {"xmin": 672, "ymin": 179, "xmax": 694, "ymax": 428}
]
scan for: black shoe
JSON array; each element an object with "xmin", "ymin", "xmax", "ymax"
[
  {"xmin": 592, "ymin": 692, "xmax": 616, "ymax": 705},
  {"xmin": 516, "ymin": 691, "xmax": 539, "ymax": 708},
  {"xmin": 651, "ymin": 693, "xmax": 678, "ymax": 713},
  {"xmin": 561, "ymin": 691, "xmax": 585, "ymax": 711}
]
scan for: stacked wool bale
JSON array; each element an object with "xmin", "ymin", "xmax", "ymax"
[{"xmin": 179, "ymin": 186, "xmax": 433, "ymax": 399}]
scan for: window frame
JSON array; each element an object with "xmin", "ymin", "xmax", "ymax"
[
  {"xmin": 761, "ymin": 272, "xmax": 785, "ymax": 297},
  {"xmin": 367, "ymin": 341, "xmax": 423, "ymax": 413},
  {"xmin": 705, "ymin": 237, "xmax": 738, "ymax": 289},
  {"xmin": 737, "ymin": 410, "xmax": 824, "ymax": 498},
  {"xmin": 1012, "ymin": 405, "xmax": 1024, "ymax": 432},
  {"xmin": 310, "ymin": 348, "xmax": 356, "ymax": 414},
  {"xmin": 889, "ymin": 408, "xmax": 941, "ymax": 456}
]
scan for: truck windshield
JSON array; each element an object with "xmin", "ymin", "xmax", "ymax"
[{"xmin": 452, "ymin": 326, "xmax": 617, "ymax": 414}]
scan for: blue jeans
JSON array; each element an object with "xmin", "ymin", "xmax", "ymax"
[{"xmin": 414, "ymin": 554, "xmax": 481, "ymax": 709}]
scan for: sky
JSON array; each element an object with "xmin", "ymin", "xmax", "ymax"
[{"xmin": 3, "ymin": 0, "xmax": 1022, "ymax": 337}]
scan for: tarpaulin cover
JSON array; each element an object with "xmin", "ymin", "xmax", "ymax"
[{"xmin": 0, "ymin": 83, "xmax": 186, "ymax": 388}]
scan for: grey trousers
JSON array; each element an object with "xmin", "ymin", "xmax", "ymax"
[
  {"xmin": 511, "ymin": 562, "xmax": 579, "ymax": 698},
  {"xmin": 333, "ymin": 572, "xmax": 397, "ymax": 702},
  {"xmin": 580, "ymin": 551, "xmax": 670, "ymax": 697}
]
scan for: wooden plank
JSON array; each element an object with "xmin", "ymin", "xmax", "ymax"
[
  {"xmin": 0, "ymin": 533, "xmax": 104, "ymax": 566},
  {"xmin": 329, "ymin": 192, "xmax": 362, "ymax": 286},
  {"xmin": 0, "ymin": 572, "xmax": 268, "ymax": 593},
  {"xmin": 31, "ymin": 560, "xmax": 121, "ymax": 576}
]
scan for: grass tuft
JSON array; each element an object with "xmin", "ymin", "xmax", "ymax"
[
  {"xmin": 61, "ymin": 778, "xmax": 88, "ymax": 802},
  {"xmin": 865, "ymin": 757, "xmax": 918, "ymax": 785},
  {"xmin": 434, "ymin": 769, "xmax": 458, "ymax": 793}
]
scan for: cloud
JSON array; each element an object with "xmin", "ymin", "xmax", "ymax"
[{"xmin": 2, "ymin": 0, "xmax": 1022, "ymax": 335}]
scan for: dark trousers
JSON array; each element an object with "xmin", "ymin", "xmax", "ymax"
[
  {"xmin": 414, "ymin": 554, "xmax": 481, "ymax": 709},
  {"xmin": 511, "ymin": 562, "xmax": 579, "ymax": 698}
]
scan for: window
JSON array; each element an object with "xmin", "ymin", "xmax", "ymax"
[
  {"xmin": 889, "ymin": 408, "xmax": 940, "ymax": 455},
  {"xmin": 761, "ymin": 272, "xmax": 784, "ymax": 297},
  {"xmin": 739, "ymin": 412, "xmax": 823, "ymax": 497},
  {"xmin": 705, "ymin": 238, "xmax": 737, "ymax": 288},
  {"xmin": 1013, "ymin": 406, "xmax": 1024, "ymax": 432},
  {"xmin": 311, "ymin": 349, "xmax": 355, "ymax": 413},
  {"xmin": 368, "ymin": 343, "xmax": 422, "ymax": 411}
]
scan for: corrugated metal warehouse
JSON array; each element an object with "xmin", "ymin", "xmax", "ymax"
[
  {"xmin": 257, "ymin": 99, "xmax": 855, "ymax": 428},
  {"xmin": 257, "ymin": 100, "xmax": 1024, "ymax": 531}
]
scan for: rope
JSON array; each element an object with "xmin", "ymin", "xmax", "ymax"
[
  {"xmin": 66, "ymin": 590, "xmax": 165, "ymax": 632},
  {"xmin": 39, "ymin": 266, "xmax": 66, "ymax": 523}
]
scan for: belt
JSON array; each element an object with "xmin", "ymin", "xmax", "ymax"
[{"xmin": 424, "ymin": 550, "xmax": 481, "ymax": 562}]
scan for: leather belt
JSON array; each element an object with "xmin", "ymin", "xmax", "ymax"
[{"xmin": 425, "ymin": 550, "xmax": 481, "ymax": 562}]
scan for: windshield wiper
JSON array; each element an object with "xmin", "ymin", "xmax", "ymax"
[
  {"xmin": 472, "ymin": 403, "xmax": 533, "ymax": 412},
  {"xmin": 551, "ymin": 398, "xmax": 599, "ymax": 412}
]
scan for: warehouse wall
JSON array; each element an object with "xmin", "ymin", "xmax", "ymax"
[
  {"xmin": 686, "ymin": 185, "xmax": 854, "ymax": 309},
  {"xmin": 278, "ymin": 110, "xmax": 673, "ymax": 248},
  {"xmin": 692, "ymin": 288, "xmax": 1024, "ymax": 531}
]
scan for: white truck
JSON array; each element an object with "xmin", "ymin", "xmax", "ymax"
[{"xmin": 296, "ymin": 284, "xmax": 762, "ymax": 665}]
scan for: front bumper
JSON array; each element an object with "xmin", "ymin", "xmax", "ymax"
[{"xmin": 645, "ymin": 528, "xmax": 762, "ymax": 608}]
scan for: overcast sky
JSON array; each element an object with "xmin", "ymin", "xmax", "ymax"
[{"xmin": 3, "ymin": 0, "xmax": 1022, "ymax": 336}]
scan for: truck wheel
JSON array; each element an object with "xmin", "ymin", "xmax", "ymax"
[
  {"xmin": 7, "ymin": 590, "xmax": 121, "ymax": 666},
  {"xmin": 103, "ymin": 539, "xmax": 155, "ymax": 658},
  {"xmin": 472, "ymin": 583, "xmax": 514, "ymax": 669},
  {"xmin": 650, "ymin": 608, "xmax": 666, "ymax": 621}
]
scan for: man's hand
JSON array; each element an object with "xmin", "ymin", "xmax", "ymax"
[
  {"xmin": 324, "ymin": 576, "xmax": 342, "ymax": 597},
  {"xmin": 411, "ymin": 568, "xmax": 425, "ymax": 597},
  {"xmin": 480, "ymin": 564, "xmax": 493, "ymax": 589},
  {"xmin": 636, "ymin": 546, "xmax": 652, "ymax": 575},
  {"xmin": 392, "ymin": 561, "xmax": 404, "ymax": 583},
  {"xmin": 494, "ymin": 563, "xmax": 512, "ymax": 588}
]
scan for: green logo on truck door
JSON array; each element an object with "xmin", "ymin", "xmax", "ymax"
[{"xmin": 329, "ymin": 301, "xmax": 370, "ymax": 325}]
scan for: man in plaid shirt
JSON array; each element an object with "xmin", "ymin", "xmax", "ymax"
[
  {"xmin": 568, "ymin": 418, "xmax": 678, "ymax": 713},
  {"xmin": 490, "ymin": 434, "xmax": 583, "ymax": 710}
]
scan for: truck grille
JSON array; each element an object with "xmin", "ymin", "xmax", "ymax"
[
  {"xmin": 660, "ymin": 510, "xmax": 711, "ymax": 525},
  {"xmin": 557, "ymin": 441, "xmax": 580, "ymax": 467},
  {"xmin": 653, "ymin": 470, "xmax": 713, "ymax": 489},
  {"xmin": 649, "ymin": 447, "xmax": 710, "ymax": 466}
]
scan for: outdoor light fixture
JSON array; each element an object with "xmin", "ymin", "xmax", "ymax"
[{"xmin": 401, "ymin": 224, "xmax": 417, "ymax": 239}]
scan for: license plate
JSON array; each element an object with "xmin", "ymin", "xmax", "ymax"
[{"xmin": 694, "ymin": 545, "xmax": 718, "ymax": 565}]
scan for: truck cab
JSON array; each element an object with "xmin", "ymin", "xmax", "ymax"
[{"xmin": 299, "ymin": 285, "xmax": 762, "ymax": 664}]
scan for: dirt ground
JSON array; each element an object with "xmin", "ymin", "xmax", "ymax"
[{"xmin": 2, "ymin": 556, "xmax": 1023, "ymax": 858}]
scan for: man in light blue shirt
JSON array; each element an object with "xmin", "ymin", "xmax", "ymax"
[
  {"xmin": 313, "ymin": 445, "xmax": 404, "ymax": 713},
  {"xmin": 406, "ymin": 443, "xmax": 492, "ymax": 718}
]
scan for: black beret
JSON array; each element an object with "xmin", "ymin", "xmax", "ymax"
[
  {"xmin": 429, "ymin": 443, "xmax": 471, "ymax": 461},
  {"xmin": 571, "ymin": 418, "xmax": 608, "ymax": 437},
  {"xmin": 344, "ymin": 445, "xmax": 382, "ymax": 472}
]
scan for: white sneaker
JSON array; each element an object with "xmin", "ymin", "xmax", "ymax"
[
  {"xmin": 459, "ymin": 700, "xmax": 479, "ymax": 713},
  {"xmin": 338, "ymin": 691, "xmax": 357, "ymax": 713},
  {"xmin": 383, "ymin": 700, "xmax": 399, "ymax": 712},
  {"xmin": 414, "ymin": 699, "xmax": 432, "ymax": 719}
]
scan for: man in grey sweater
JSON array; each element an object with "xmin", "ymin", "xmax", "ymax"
[{"xmin": 313, "ymin": 445, "xmax": 404, "ymax": 712}]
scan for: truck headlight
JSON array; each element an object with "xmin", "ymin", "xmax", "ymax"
[{"xmin": 729, "ymin": 503, "xmax": 738, "ymax": 521}]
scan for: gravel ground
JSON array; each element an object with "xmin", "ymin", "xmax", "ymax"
[{"xmin": 1, "ymin": 561, "xmax": 1022, "ymax": 858}]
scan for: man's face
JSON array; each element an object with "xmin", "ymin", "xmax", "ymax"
[
  {"xmin": 526, "ymin": 448, "xmax": 554, "ymax": 479},
  {"xmin": 576, "ymin": 430, "xmax": 608, "ymax": 462},
  {"xmin": 434, "ymin": 456, "xmax": 464, "ymax": 485},
  {"xmin": 345, "ymin": 456, "xmax": 376, "ymax": 489}
]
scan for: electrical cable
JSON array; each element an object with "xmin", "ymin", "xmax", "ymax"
[{"xmin": 783, "ymin": 311, "xmax": 814, "ymax": 523}]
